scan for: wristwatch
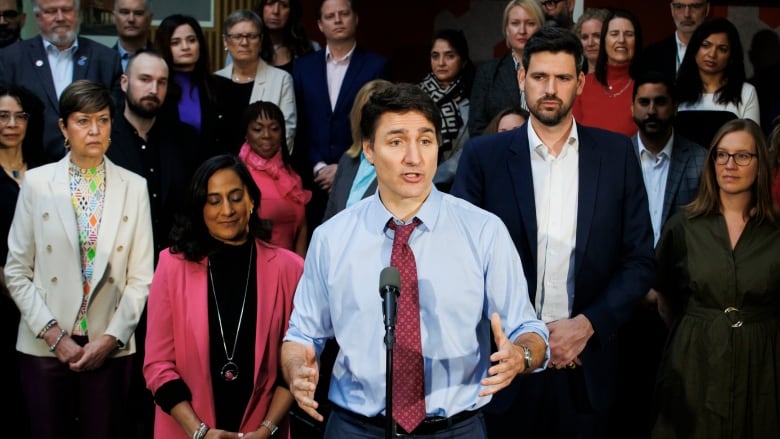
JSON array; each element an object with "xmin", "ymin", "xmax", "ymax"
[
  {"xmin": 521, "ymin": 345, "xmax": 533, "ymax": 370},
  {"xmin": 261, "ymin": 419, "xmax": 278, "ymax": 437}
]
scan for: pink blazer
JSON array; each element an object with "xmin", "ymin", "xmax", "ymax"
[{"xmin": 143, "ymin": 240, "xmax": 303, "ymax": 438}]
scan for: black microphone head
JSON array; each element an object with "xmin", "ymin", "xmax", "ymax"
[{"xmin": 379, "ymin": 266, "xmax": 401, "ymax": 292}]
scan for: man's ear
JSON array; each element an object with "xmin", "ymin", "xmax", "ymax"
[
  {"xmin": 362, "ymin": 139, "xmax": 373, "ymax": 164},
  {"xmin": 517, "ymin": 67, "xmax": 526, "ymax": 93}
]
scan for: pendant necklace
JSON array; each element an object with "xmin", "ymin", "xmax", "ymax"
[{"xmin": 207, "ymin": 243, "xmax": 253, "ymax": 382}]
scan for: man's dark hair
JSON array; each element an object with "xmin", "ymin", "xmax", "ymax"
[
  {"xmin": 632, "ymin": 71, "xmax": 676, "ymax": 101},
  {"xmin": 16, "ymin": 0, "xmax": 23, "ymax": 10},
  {"xmin": 359, "ymin": 83, "xmax": 442, "ymax": 145},
  {"xmin": 522, "ymin": 26, "xmax": 585, "ymax": 74},
  {"xmin": 316, "ymin": 0, "xmax": 356, "ymax": 19}
]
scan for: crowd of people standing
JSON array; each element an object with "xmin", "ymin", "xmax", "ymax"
[{"xmin": 0, "ymin": 0, "xmax": 779, "ymax": 438}]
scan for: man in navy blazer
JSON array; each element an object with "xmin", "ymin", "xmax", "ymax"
[
  {"xmin": 293, "ymin": 0, "xmax": 388, "ymax": 231},
  {"xmin": 0, "ymin": 0, "xmax": 122, "ymax": 161},
  {"xmin": 451, "ymin": 27, "xmax": 655, "ymax": 438}
]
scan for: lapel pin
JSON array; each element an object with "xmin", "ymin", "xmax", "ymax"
[
  {"xmin": 77, "ymin": 56, "xmax": 87, "ymax": 66},
  {"xmin": 35, "ymin": 59, "xmax": 44, "ymax": 67}
]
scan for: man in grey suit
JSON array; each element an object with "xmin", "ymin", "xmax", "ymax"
[
  {"xmin": 0, "ymin": 0, "xmax": 123, "ymax": 161},
  {"xmin": 611, "ymin": 70, "xmax": 706, "ymax": 438}
]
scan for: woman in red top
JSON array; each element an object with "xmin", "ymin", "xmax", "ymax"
[{"xmin": 573, "ymin": 8, "xmax": 642, "ymax": 137}]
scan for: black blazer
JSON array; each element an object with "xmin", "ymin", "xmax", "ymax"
[
  {"xmin": 0, "ymin": 36, "xmax": 123, "ymax": 161},
  {"xmin": 468, "ymin": 53, "xmax": 521, "ymax": 137},
  {"xmin": 452, "ymin": 122, "xmax": 656, "ymax": 413},
  {"xmin": 322, "ymin": 152, "xmax": 377, "ymax": 222}
]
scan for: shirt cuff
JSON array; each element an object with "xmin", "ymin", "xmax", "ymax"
[{"xmin": 313, "ymin": 161, "xmax": 327, "ymax": 176}]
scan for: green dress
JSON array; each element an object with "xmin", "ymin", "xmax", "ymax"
[{"xmin": 652, "ymin": 212, "xmax": 780, "ymax": 438}]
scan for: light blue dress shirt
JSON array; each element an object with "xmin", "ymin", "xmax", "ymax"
[
  {"xmin": 285, "ymin": 187, "xmax": 549, "ymax": 418},
  {"xmin": 636, "ymin": 135, "xmax": 673, "ymax": 245},
  {"xmin": 345, "ymin": 152, "xmax": 376, "ymax": 208},
  {"xmin": 43, "ymin": 37, "xmax": 78, "ymax": 99}
]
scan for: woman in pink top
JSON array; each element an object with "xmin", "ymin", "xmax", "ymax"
[{"xmin": 238, "ymin": 101, "xmax": 311, "ymax": 257}]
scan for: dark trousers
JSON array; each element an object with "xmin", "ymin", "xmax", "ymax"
[
  {"xmin": 484, "ymin": 368, "xmax": 608, "ymax": 439},
  {"xmin": 324, "ymin": 407, "xmax": 487, "ymax": 439},
  {"xmin": 20, "ymin": 351, "xmax": 133, "ymax": 439}
]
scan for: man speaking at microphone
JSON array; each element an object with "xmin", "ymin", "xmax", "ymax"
[{"xmin": 282, "ymin": 83, "xmax": 548, "ymax": 438}]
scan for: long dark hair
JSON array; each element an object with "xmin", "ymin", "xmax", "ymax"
[
  {"xmin": 686, "ymin": 119, "xmax": 776, "ymax": 223},
  {"xmin": 594, "ymin": 8, "xmax": 643, "ymax": 86},
  {"xmin": 241, "ymin": 101, "xmax": 293, "ymax": 167},
  {"xmin": 676, "ymin": 17, "xmax": 745, "ymax": 107},
  {"xmin": 154, "ymin": 14, "xmax": 215, "ymax": 102},
  {"xmin": 0, "ymin": 82, "xmax": 48, "ymax": 169},
  {"xmin": 254, "ymin": 0, "xmax": 314, "ymax": 64},
  {"xmin": 170, "ymin": 155, "xmax": 272, "ymax": 261},
  {"xmin": 428, "ymin": 28, "xmax": 476, "ymax": 97}
]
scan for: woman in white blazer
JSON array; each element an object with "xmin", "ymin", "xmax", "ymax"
[
  {"xmin": 4, "ymin": 80, "xmax": 154, "ymax": 439},
  {"xmin": 214, "ymin": 9, "xmax": 297, "ymax": 154}
]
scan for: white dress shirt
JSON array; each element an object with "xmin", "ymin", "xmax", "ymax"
[
  {"xmin": 529, "ymin": 119, "xmax": 579, "ymax": 322},
  {"xmin": 325, "ymin": 43, "xmax": 356, "ymax": 111}
]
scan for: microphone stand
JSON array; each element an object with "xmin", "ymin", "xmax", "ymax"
[{"xmin": 380, "ymin": 283, "xmax": 399, "ymax": 439}]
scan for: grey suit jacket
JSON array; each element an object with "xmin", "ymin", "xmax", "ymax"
[
  {"xmin": 631, "ymin": 133, "xmax": 707, "ymax": 226},
  {"xmin": 322, "ymin": 152, "xmax": 377, "ymax": 222},
  {"xmin": 0, "ymin": 36, "xmax": 123, "ymax": 161}
]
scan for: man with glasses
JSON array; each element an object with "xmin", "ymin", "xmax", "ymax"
[
  {"xmin": 540, "ymin": 0, "xmax": 575, "ymax": 29},
  {"xmin": 112, "ymin": 0, "xmax": 153, "ymax": 72},
  {"xmin": 638, "ymin": 0, "xmax": 710, "ymax": 80},
  {"xmin": 0, "ymin": 0, "xmax": 123, "ymax": 162},
  {"xmin": 0, "ymin": 0, "xmax": 24, "ymax": 48}
]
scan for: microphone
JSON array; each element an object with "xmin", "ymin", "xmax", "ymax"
[{"xmin": 379, "ymin": 267, "xmax": 401, "ymax": 330}]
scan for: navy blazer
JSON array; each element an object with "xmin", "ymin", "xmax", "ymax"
[
  {"xmin": 292, "ymin": 46, "xmax": 389, "ymax": 169},
  {"xmin": 468, "ymin": 53, "xmax": 522, "ymax": 137},
  {"xmin": 631, "ymin": 133, "xmax": 706, "ymax": 227},
  {"xmin": 451, "ymin": 122, "xmax": 655, "ymax": 413},
  {"xmin": 0, "ymin": 36, "xmax": 123, "ymax": 161}
]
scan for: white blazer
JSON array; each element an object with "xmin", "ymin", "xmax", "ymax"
[
  {"xmin": 5, "ymin": 154, "xmax": 154, "ymax": 357},
  {"xmin": 215, "ymin": 58, "xmax": 297, "ymax": 150}
]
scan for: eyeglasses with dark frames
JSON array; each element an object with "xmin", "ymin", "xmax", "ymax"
[
  {"xmin": 226, "ymin": 33, "xmax": 261, "ymax": 43},
  {"xmin": 0, "ymin": 10, "xmax": 20, "ymax": 19},
  {"xmin": 713, "ymin": 150, "xmax": 757, "ymax": 166},
  {"xmin": 540, "ymin": 0, "xmax": 565, "ymax": 8}
]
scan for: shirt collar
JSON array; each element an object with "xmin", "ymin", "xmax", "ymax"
[
  {"xmin": 527, "ymin": 118, "xmax": 579, "ymax": 157},
  {"xmin": 116, "ymin": 41, "xmax": 131, "ymax": 60},
  {"xmin": 42, "ymin": 35, "xmax": 78, "ymax": 54},
  {"xmin": 675, "ymin": 32, "xmax": 686, "ymax": 52},
  {"xmin": 325, "ymin": 43, "xmax": 356, "ymax": 64},
  {"xmin": 368, "ymin": 185, "xmax": 443, "ymax": 235},
  {"xmin": 637, "ymin": 130, "xmax": 674, "ymax": 160}
]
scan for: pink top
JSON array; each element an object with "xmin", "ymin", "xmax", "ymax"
[
  {"xmin": 239, "ymin": 144, "xmax": 311, "ymax": 251},
  {"xmin": 573, "ymin": 63, "xmax": 637, "ymax": 138}
]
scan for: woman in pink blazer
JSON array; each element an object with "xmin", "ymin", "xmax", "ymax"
[{"xmin": 143, "ymin": 155, "xmax": 303, "ymax": 439}]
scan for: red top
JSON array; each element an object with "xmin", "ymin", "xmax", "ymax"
[
  {"xmin": 239, "ymin": 144, "xmax": 311, "ymax": 251},
  {"xmin": 573, "ymin": 63, "xmax": 637, "ymax": 138}
]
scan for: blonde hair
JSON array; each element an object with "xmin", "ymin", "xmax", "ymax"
[
  {"xmin": 502, "ymin": 0, "xmax": 545, "ymax": 40},
  {"xmin": 346, "ymin": 79, "xmax": 393, "ymax": 159}
]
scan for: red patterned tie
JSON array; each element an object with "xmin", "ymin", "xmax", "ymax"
[{"xmin": 388, "ymin": 218, "xmax": 426, "ymax": 433}]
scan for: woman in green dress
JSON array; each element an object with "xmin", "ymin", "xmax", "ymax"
[{"xmin": 652, "ymin": 118, "xmax": 780, "ymax": 438}]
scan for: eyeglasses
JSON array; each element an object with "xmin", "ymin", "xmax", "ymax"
[
  {"xmin": 226, "ymin": 33, "xmax": 261, "ymax": 43},
  {"xmin": 671, "ymin": 2, "xmax": 707, "ymax": 12},
  {"xmin": 540, "ymin": 0, "xmax": 565, "ymax": 9},
  {"xmin": 713, "ymin": 150, "xmax": 756, "ymax": 166},
  {"xmin": 0, "ymin": 9, "xmax": 20, "ymax": 19},
  {"xmin": 0, "ymin": 111, "xmax": 30, "ymax": 124}
]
